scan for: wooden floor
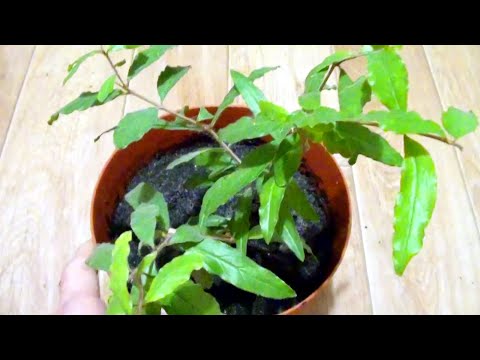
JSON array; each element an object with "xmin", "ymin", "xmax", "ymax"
[{"xmin": 0, "ymin": 45, "xmax": 479, "ymax": 315}]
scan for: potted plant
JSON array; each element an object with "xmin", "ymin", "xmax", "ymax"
[{"xmin": 49, "ymin": 45, "xmax": 479, "ymax": 315}]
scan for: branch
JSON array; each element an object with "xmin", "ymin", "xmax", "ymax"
[{"xmin": 101, "ymin": 47, "xmax": 127, "ymax": 89}]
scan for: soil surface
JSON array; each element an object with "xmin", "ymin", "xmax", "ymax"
[{"xmin": 110, "ymin": 136, "xmax": 334, "ymax": 315}]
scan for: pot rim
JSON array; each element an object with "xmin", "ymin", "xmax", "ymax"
[{"xmin": 90, "ymin": 105, "xmax": 352, "ymax": 315}]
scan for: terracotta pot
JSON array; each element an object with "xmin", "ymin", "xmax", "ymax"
[{"xmin": 90, "ymin": 106, "xmax": 351, "ymax": 315}]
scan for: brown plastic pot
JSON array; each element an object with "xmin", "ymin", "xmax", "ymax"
[{"xmin": 91, "ymin": 106, "xmax": 351, "ymax": 315}]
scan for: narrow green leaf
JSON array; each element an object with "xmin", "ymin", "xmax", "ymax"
[
  {"xmin": 161, "ymin": 280, "xmax": 222, "ymax": 315},
  {"xmin": 130, "ymin": 204, "xmax": 160, "ymax": 246},
  {"xmin": 299, "ymin": 92, "xmax": 321, "ymax": 111},
  {"xmin": 323, "ymin": 123, "xmax": 403, "ymax": 167},
  {"xmin": 276, "ymin": 205, "xmax": 305, "ymax": 261},
  {"xmin": 248, "ymin": 225, "xmax": 264, "ymax": 240},
  {"xmin": 170, "ymin": 224, "xmax": 205, "ymax": 245},
  {"xmin": 393, "ymin": 136, "xmax": 437, "ymax": 275},
  {"xmin": 107, "ymin": 45, "xmax": 142, "ymax": 52},
  {"xmin": 48, "ymin": 90, "xmax": 123, "ymax": 125},
  {"xmin": 231, "ymin": 70, "xmax": 266, "ymax": 115},
  {"xmin": 205, "ymin": 215, "xmax": 229, "ymax": 228},
  {"xmin": 145, "ymin": 252, "xmax": 204, "ymax": 303},
  {"xmin": 166, "ymin": 148, "xmax": 223, "ymax": 170},
  {"xmin": 128, "ymin": 45, "xmax": 176, "ymax": 79},
  {"xmin": 212, "ymin": 66, "xmax": 279, "ymax": 125},
  {"xmin": 106, "ymin": 295, "xmax": 128, "ymax": 315},
  {"xmin": 125, "ymin": 182, "xmax": 169, "ymax": 230},
  {"xmin": 185, "ymin": 173, "xmax": 214, "ymax": 189},
  {"xmin": 231, "ymin": 187, "xmax": 253, "ymax": 255},
  {"xmin": 290, "ymin": 107, "xmax": 341, "ymax": 129},
  {"xmin": 199, "ymin": 142, "xmax": 277, "ymax": 226},
  {"xmin": 442, "ymin": 107, "xmax": 478, "ymax": 139},
  {"xmin": 197, "ymin": 107, "xmax": 214, "ymax": 121},
  {"xmin": 259, "ymin": 177, "xmax": 287, "ymax": 243},
  {"xmin": 188, "ymin": 238, "xmax": 296, "ymax": 299},
  {"xmin": 273, "ymin": 134, "xmax": 303, "ymax": 187},
  {"xmin": 113, "ymin": 108, "xmax": 159, "ymax": 149},
  {"xmin": 218, "ymin": 116, "xmax": 285, "ymax": 144},
  {"xmin": 63, "ymin": 50, "xmax": 102, "ymax": 85},
  {"xmin": 114, "ymin": 59, "xmax": 127, "ymax": 68},
  {"xmin": 86, "ymin": 243, "xmax": 114, "ymax": 271},
  {"xmin": 157, "ymin": 65, "xmax": 191, "ymax": 102},
  {"xmin": 338, "ymin": 70, "xmax": 371, "ymax": 117},
  {"xmin": 109, "ymin": 231, "xmax": 133, "ymax": 314},
  {"xmin": 367, "ymin": 48, "xmax": 408, "ymax": 111},
  {"xmin": 97, "ymin": 75, "xmax": 116, "ymax": 102},
  {"xmin": 137, "ymin": 253, "xmax": 157, "ymax": 277},
  {"xmin": 285, "ymin": 179, "xmax": 319, "ymax": 222},
  {"xmin": 258, "ymin": 101, "xmax": 289, "ymax": 121}
]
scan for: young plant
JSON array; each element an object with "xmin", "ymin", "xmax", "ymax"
[{"xmin": 51, "ymin": 45, "xmax": 478, "ymax": 315}]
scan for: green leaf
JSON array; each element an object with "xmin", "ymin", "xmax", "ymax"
[
  {"xmin": 248, "ymin": 225, "xmax": 264, "ymax": 240},
  {"xmin": 114, "ymin": 59, "xmax": 126, "ymax": 68},
  {"xmin": 338, "ymin": 70, "xmax": 371, "ymax": 117},
  {"xmin": 273, "ymin": 134, "xmax": 303, "ymax": 187},
  {"xmin": 276, "ymin": 205, "xmax": 305, "ymax": 261},
  {"xmin": 231, "ymin": 70, "xmax": 266, "ymax": 115},
  {"xmin": 231, "ymin": 187, "xmax": 253, "ymax": 255},
  {"xmin": 130, "ymin": 204, "xmax": 160, "ymax": 246},
  {"xmin": 86, "ymin": 243, "xmax": 114, "ymax": 271},
  {"xmin": 106, "ymin": 296, "xmax": 128, "ymax": 315},
  {"xmin": 218, "ymin": 116, "xmax": 285, "ymax": 144},
  {"xmin": 161, "ymin": 280, "xmax": 222, "ymax": 315},
  {"xmin": 259, "ymin": 177, "xmax": 287, "ymax": 243},
  {"xmin": 442, "ymin": 107, "xmax": 478, "ymax": 139},
  {"xmin": 188, "ymin": 238, "xmax": 296, "ymax": 299},
  {"xmin": 125, "ymin": 182, "xmax": 169, "ymax": 229},
  {"xmin": 170, "ymin": 224, "xmax": 205, "ymax": 245},
  {"xmin": 109, "ymin": 231, "xmax": 133, "ymax": 314},
  {"xmin": 212, "ymin": 66, "xmax": 279, "ymax": 125},
  {"xmin": 63, "ymin": 50, "xmax": 102, "ymax": 85},
  {"xmin": 205, "ymin": 215, "xmax": 229, "ymax": 228},
  {"xmin": 97, "ymin": 75, "xmax": 116, "ymax": 102},
  {"xmin": 197, "ymin": 107, "xmax": 214, "ymax": 121},
  {"xmin": 192, "ymin": 269, "xmax": 214, "ymax": 289},
  {"xmin": 290, "ymin": 107, "xmax": 341, "ymax": 129},
  {"xmin": 157, "ymin": 65, "xmax": 191, "ymax": 102},
  {"xmin": 185, "ymin": 173, "xmax": 214, "ymax": 189},
  {"xmin": 259, "ymin": 101, "xmax": 289, "ymax": 121},
  {"xmin": 199, "ymin": 142, "xmax": 277, "ymax": 226},
  {"xmin": 137, "ymin": 253, "xmax": 157, "ymax": 277},
  {"xmin": 323, "ymin": 123, "xmax": 403, "ymax": 167},
  {"xmin": 298, "ymin": 92, "xmax": 321, "ymax": 111},
  {"xmin": 107, "ymin": 45, "xmax": 142, "ymax": 52},
  {"xmin": 285, "ymin": 179, "xmax": 319, "ymax": 222},
  {"xmin": 128, "ymin": 45, "xmax": 176, "ymax": 79},
  {"xmin": 166, "ymin": 148, "xmax": 223, "ymax": 170},
  {"xmin": 145, "ymin": 252, "xmax": 204, "ymax": 303},
  {"xmin": 113, "ymin": 108, "xmax": 159, "ymax": 149},
  {"xmin": 367, "ymin": 48, "xmax": 408, "ymax": 111},
  {"xmin": 393, "ymin": 136, "xmax": 437, "ymax": 275},
  {"xmin": 363, "ymin": 110, "xmax": 446, "ymax": 137},
  {"xmin": 48, "ymin": 90, "xmax": 123, "ymax": 125}
]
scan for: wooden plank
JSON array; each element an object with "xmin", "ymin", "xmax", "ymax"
[
  {"xmin": 424, "ymin": 45, "xmax": 480, "ymax": 231},
  {"xmin": 229, "ymin": 45, "xmax": 372, "ymax": 314},
  {"xmin": 0, "ymin": 45, "xmax": 35, "ymax": 153},
  {"xmin": 0, "ymin": 46, "xmax": 129, "ymax": 314},
  {"xmin": 336, "ymin": 45, "xmax": 480, "ymax": 314}
]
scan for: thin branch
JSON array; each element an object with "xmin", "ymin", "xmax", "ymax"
[
  {"xmin": 101, "ymin": 47, "xmax": 127, "ymax": 88},
  {"xmin": 94, "ymin": 126, "xmax": 117, "ymax": 142}
]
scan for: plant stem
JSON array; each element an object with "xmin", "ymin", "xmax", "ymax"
[{"xmin": 101, "ymin": 46, "xmax": 127, "ymax": 89}]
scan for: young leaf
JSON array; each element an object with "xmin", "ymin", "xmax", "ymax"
[
  {"xmin": 113, "ymin": 108, "xmax": 159, "ymax": 149},
  {"xmin": 161, "ymin": 280, "xmax": 222, "ymax": 315},
  {"xmin": 192, "ymin": 269, "xmax": 214, "ymax": 290},
  {"xmin": 276, "ymin": 205, "xmax": 305, "ymax": 261},
  {"xmin": 166, "ymin": 148, "xmax": 223, "ymax": 170},
  {"xmin": 323, "ymin": 123, "xmax": 403, "ymax": 167},
  {"xmin": 218, "ymin": 116, "xmax": 285, "ymax": 144},
  {"xmin": 145, "ymin": 252, "xmax": 204, "ymax": 303},
  {"xmin": 212, "ymin": 66, "xmax": 279, "ymax": 125},
  {"xmin": 205, "ymin": 215, "xmax": 229, "ymax": 228},
  {"xmin": 259, "ymin": 177, "xmax": 287, "ymax": 243},
  {"xmin": 197, "ymin": 107, "xmax": 214, "ymax": 121},
  {"xmin": 128, "ymin": 45, "xmax": 176, "ymax": 79},
  {"xmin": 393, "ymin": 136, "xmax": 437, "ymax": 275},
  {"xmin": 442, "ymin": 107, "xmax": 478, "ymax": 139},
  {"xmin": 97, "ymin": 75, "xmax": 116, "ymax": 102},
  {"xmin": 114, "ymin": 59, "xmax": 127, "ymax": 68},
  {"xmin": 86, "ymin": 243, "xmax": 114, "ymax": 271},
  {"xmin": 63, "ymin": 50, "xmax": 102, "ymax": 85},
  {"xmin": 285, "ymin": 179, "xmax": 319, "ymax": 222},
  {"xmin": 231, "ymin": 70, "xmax": 266, "ymax": 115},
  {"xmin": 130, "ymin": 204, "xmax": 160, "ymax": 246},
  {"xmin": 109, "ymin": 231, "xmax": 133, "ymax": 314},
  {"xmin": 199, "ymin": 142, "xmax": 277, "ymax": 226},
  {"xmin": 137, "ymin": 253, "xmax": 157, "ymax": 277},
  {"xmin": 170, "ymin": 224, "xmax": 205, "ymax": 245},
  {"xmin": 48, "ymin": 90, "xmax": 123, "ymax": 125},
  {"xmin": 157, "ymin": 65, "xmax": 191, "ymax": 102},
  {"xmin": 126, "ymin": 182, "xmax": 170, "ymax": 230},
  {"xmin": 298, "ymin": 92, "xmax": 321, "ymax": 111},
  {"xmin": 273, "ymin": 134, "xmax": 303, "ymax": 187},
  {"xmin": 188, "ymin": 238, "xmax": 296, "ymax": 299},
  {"xmin": 290, "ymin": 107, "xmax": 341, "ymax": 129},
  {"xmin": 363, "ymin": 110, "xmax": 446, "ymax": 137},
  {"xmin": 367, "ymin": 48, "xmax": 408, "ymax": 111},
  {"xmin": 259, "ymin": 101, "xmax": 289, "ymax": 121},
  {"xmin": 248, "ymin": 225, "xmax": 264, "ymax": 240},
  {"xmin": 231, "ymin": 187, "xmax": 253, "ymax": 255},
  {"xmin": 338, "ymin": 70, "xmax": 371, "ymax": 117},
  {"xmin": 107, "ymin": 45, "xmax": 142, "ymax": 52}
]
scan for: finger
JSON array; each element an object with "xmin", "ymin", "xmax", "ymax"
[{"xmin": 58, "ymin": 295, "xmax": 106, "ymax": 315}]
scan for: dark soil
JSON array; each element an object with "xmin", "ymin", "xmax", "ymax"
[{"xmin": 110, "ymin": 135, "xmax": 334, "ymax": 315}]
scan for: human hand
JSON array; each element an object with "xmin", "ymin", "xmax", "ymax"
[{"xmin": 57, "ymin": 240, "xmax": 106, "ymax": 315}]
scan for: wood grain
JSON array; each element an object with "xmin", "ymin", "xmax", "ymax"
[
  {"xmin": 0, "ymin": 46, "xmax": 35, "ymax": 153},
  {"xmin": 229, "ymin": 45, "xmax": 372, "ymax": 314},
  {"xmin": 336, "ymin": 45, "xmax": 480, "ymax": 314}
]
